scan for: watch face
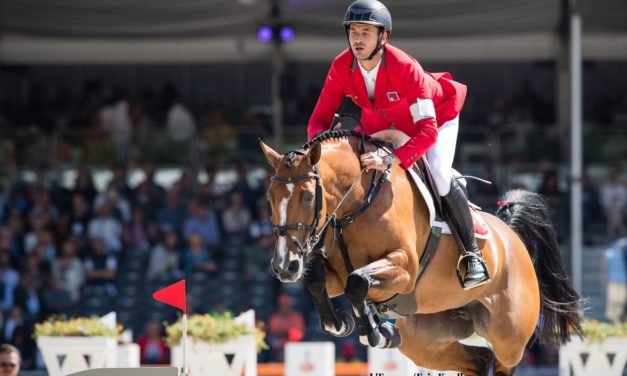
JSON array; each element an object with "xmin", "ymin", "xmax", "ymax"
[{"xmin": 383, "ymin": 155, "xmax": 393, "ymax": 165}]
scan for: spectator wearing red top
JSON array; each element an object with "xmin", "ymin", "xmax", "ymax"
[
  {"xmin": 137, "ymin": 320, "xmax": 169, "ymax": 365},
  {"xmin": 267, "ymin": 294, "xmax": 305, "ymax": 362}
]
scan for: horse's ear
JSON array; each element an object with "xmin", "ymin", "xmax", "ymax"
[
  {"xmin": 307, "ymin": 142, "xmax": 321, "ymax": 166},
  {"xmin": 259, "ymin": 139, "xmax": 282, "ymax": 170}
]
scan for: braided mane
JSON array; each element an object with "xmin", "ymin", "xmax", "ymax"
[{"xmin": 302, "ymin": 129, "xmax": 374, "ymax": 150}]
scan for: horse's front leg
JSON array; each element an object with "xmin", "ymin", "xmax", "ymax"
[
  {"xmin": 345, "ymin": 250, "xmax": 410, "ymax": 349},
  {"xmin": 304, "ymin": 256, "xmax": 355, "ymax": 337}
]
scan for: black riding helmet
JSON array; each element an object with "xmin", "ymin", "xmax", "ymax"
[{"xmin": 343, "ymin": 0, "xmax": 392, "ymax": 31}]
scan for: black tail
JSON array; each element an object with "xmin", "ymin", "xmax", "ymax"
[{"xmin": 496, "ymin": 189, "xmax": 583, "ymax": 345}]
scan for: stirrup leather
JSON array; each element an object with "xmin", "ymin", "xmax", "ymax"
[{"xmin": 455, "ymin": 253, "xmax": 490, "ymax": 290}]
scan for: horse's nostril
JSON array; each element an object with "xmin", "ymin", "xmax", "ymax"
[
  {"xmin": 287, "ymin": 260, "xmax": 300, "ymax": 274},
  {"xmin": 271, "ymin": 259, "xmax": 281, "ymax": 275}
]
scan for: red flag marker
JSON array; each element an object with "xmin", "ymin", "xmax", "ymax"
[{"xmin": 153, "ymin": 280, "xmax": 186, "ymax": 313}]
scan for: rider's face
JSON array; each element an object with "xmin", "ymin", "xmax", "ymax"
[{"xmin": 348, "ymin": 23, "xmax": 387, "ymax": 60}]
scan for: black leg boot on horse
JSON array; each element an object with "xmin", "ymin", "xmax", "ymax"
[
  {"xmin": 442, "ymin": 179, "xmax": 491, "ymax": 290},
  {"xmin": 304, "ymin": 257, "xmax": 355, "ymax": 337},
  {"xmin": 345, "ymin": 271, "xmax": 402, "ymax": 349}
]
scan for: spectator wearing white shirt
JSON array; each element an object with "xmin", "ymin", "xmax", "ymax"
[
  {"xmin": 166, "ymin": 97, "xmax": 196, "ymax": 142},
  {"xmin": 87, "ymin": 199, "xmax": 123, "ymax": 253}
]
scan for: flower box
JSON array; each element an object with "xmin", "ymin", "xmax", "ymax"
[
  {"xmin": 37, "ymin": 336, "xmax": 117, "ymax": 376},
  {"xmin": 167, "ymin": 310, "xmax": 265, "ymax": 376},
  {"xmin": 559, "ymin": 336, "xmax": 627, "ymax": 375},
  {"xmin": 171, "ymin": 335, "xmax": 256, "ymax": 376}
]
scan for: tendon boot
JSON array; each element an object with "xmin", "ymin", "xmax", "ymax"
[{"xmin": 441, "ymin": 179, "xmax": 490, "ymax": 290}]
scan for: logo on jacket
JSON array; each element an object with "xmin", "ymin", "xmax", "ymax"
[{"xmin": 387, "ymin": 92, "xmax": 399, "ymax": 102}]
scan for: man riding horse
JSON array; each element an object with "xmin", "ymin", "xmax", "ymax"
[{"xmin": 308, "ymin": 0, "xmax": 489, "ymax": 289}]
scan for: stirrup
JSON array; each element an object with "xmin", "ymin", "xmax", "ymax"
[{"xmin": 455, "ymin": 253, "xmax": 490, "ymax": 290}]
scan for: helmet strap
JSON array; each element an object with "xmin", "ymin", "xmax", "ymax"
[{"xmin": 366, "ymin": 28, "xmax": 385, "ymax": 60}]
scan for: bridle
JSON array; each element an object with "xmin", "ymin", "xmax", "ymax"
[
  {"xmin": 270, "ymin": 147, "xmax": 390, "ymax": 263},
  {"xmin": 271, "ymin": 165, "xmax": 323, "ymax": 255}
]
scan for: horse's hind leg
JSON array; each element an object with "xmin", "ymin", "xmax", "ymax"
[
  {"xmin": 304, "ymin": 257, "xmax": 354, "ymax": 337},
  {"xmin": 397, "ymin": 312, "xmax": 493, "ymax": 376}
]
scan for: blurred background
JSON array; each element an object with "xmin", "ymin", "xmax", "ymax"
[{"xmin": 0, "ymin": 0, "xmax": 626, "ymax": 373}]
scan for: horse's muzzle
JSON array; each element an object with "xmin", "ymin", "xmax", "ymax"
[{"xmin": 271, "ymin": 256, "xmax": 302, "ymax": 283}]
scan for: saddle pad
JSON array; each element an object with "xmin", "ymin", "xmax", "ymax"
[{"xmin": 406, "ymin": 168, "xmax": 490, "ymax": 239}]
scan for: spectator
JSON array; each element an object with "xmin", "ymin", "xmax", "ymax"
[
  {"xmin": 604, "ymin": 239, "xmax": 627, "ymax": 323},
  {"xmin": 0, "ymin": 251, "xmax": 19, "ymax": 313},
  {"xmin": 28, "ymin": 189, "xmax": 58, "ymax": 224},
  {"xmin": 87, "ymin": 200, "xmax": 123, "ymax": 254},
  {"xmin": 157, "ymin": 188, "xmax": 186, "ymax": 232},
  {"xmin": 182, "ymin": 199, "xmax": 221, "ymax": 251},
  {"xmin": 100, "ymin": 89, "xmax": 132, "ymax": 162},
  {"xmin": 202, "ymin": 109, "xmax": 238, "ymax": 161},
  {"xmin": 166, "ymin": 96, "xmax": 196, "ymax": 142},
  {"xmin": 221, "ymin": 192, "xmax": 251, "ymax": 237},
  {"xmin": 267, "ymin": 294, "xmax": 305, "ymax": 362},
  {"xmin": 67, "ymin": 193, "xmax": 92, "ymax": 242},
  {"xmin": 601, "ymin": 168, "xmax": 627, "ymax": 239},
  {"xmin": 0, "ymin": 343, "xmax": 21, "ymax": 376},
  {"xmin": 72, "ymin": 169, "xmax": 97, "ymax": 212},
  {"xmin": 181, "ymin": 233, "xmax": 217, "ymax": 275},
  {"xmin": 40, "ymin": 275, "xmax": 74, "ymax": 317},
  {"xmin": 14, "ymin": 274, "xmax": 42, "ymax": 323},
  {"xmin": 83, "ymin": 237, "xmax": 118, "ymax": 297},
  {"xmin": 123, "ymin": 206, "xmax": 158, "ymax": 252},
  {"xmin": 228, "ymin": 166, "xmax": 260, "ymax": 214},
  {"xmin": 136, "ymin": 320, "xmax": 170, "ymax": 365},
  {"xmin": 94, "ymin": 182, "xmax": 131, "ymax": 224},
  {"xmin": 146, "ymin": 230, "xmax": 182, "ymax": 282},
  {"xmin": 132, "ymin": 164, "xmax": 165, "ymax": 219},
  {"xmin": 51, "ymin": 240, "xmax": 85, "ymax": 302},
  {"xmin": 2, "ymin": 307, "xmax": 25, "ymax": 344}
]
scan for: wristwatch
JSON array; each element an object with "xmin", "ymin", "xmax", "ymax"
[{"xmin": 382, "ymin": 155, "xmax": 394, "ymax": 167}]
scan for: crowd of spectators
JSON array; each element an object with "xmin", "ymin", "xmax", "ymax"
[{"xmin": 0, "ymin": 160, "xmax": 289, "ymax": 369}]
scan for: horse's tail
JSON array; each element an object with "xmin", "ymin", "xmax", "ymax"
[{"xmin": 495, "ymin": 189, "xmax": 584, "ymax": 345}]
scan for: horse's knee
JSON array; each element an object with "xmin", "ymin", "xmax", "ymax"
[
  {"xmin": 304, "ymin": 258, "xmax": 326, "ymax": 295},
  {"xmin": 345, "ymin": 271, "xmax": 369, "ymax": 305}
]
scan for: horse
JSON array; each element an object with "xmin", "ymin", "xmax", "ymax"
[{"xmin": 259, "ymin": 129, "xmax": 582, "ymax": 375}]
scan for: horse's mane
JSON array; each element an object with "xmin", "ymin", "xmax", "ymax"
[{"xmin": 302, "ymin": 129, "xmax": 373, "ymax": 150}]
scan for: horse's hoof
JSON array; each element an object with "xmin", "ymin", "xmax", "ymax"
[
  {"xmin": 367, "ymin": 329, "xmax": 383, "ymax": 348},
  {"xmin": 377, "ymin": 321, "xmax": 402, "ymax": 348},
  {"xmin": 335, "ymin": 309, "xmax": 355, "ymax": 337}
]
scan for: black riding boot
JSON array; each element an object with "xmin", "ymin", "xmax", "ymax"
[{"xmin": 441, "ymin": 179, "xmax": 490, "ymax": 290}]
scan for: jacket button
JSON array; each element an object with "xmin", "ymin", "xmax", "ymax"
[
  {"xmin": 390, "ymin": 121, "xmax": 396, "ymax": 127},
  {"xmin": 354, "ymin": 95, "xmax": 358, "ymax": 99}
]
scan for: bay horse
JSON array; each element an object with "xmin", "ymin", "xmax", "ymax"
[{"xmin": 259, "ymin": 129, "xmax": 582, "ymax": 375}]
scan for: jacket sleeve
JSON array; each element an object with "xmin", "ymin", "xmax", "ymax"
[
  {"xmin": 394, "ymin": 62, "xmax": 438, "ymax": 170},
  {"xmin": 307, "ymin": 61, "xmax": 346, "ymax": 139}
]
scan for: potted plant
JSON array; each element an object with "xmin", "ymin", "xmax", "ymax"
[
  {"xmin": 559, "ymin": 319, "xmax": 627, "ymax": 375},
  {"xmin": 34, "ymin": 316, "xmax": 123, "ymax": 376},
  {"xmin": 166, "ymin": 310, "xmax": 268, "ymax": 376}
]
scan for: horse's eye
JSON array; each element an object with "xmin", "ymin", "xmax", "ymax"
[{"xmin": 303, "ymin": 191, "xmax": 314, "ymax": 203}]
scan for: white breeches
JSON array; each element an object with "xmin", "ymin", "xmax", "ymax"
[{"xmin": 426, "ymin": 116, "xmax": 459, "ymax": 196}]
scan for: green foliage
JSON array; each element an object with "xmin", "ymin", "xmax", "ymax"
[
  {"xmin": 164, "ymin": 312, "xmax": 269, "ymax": 352},
  {"xmin": 580, "ymin": 320, "xmax": 627, "ymax": 343},
  {"xmin": 34, "ymin": 316, "xmax": 122, "ymax": 339}
]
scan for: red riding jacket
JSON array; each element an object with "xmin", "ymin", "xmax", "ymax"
[{"xmin": 307, "ymin": 44, "xmax": 467, "ymax": 169}]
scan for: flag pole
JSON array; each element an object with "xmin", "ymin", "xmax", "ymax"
[{"xmin": 182, "ymin": 313, "xmax": 188, "ymax": 376}]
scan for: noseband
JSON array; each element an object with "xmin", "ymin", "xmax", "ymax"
[{"xmin": 271, "ymin": 166, "xmax": 323, "ymax": 255}]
